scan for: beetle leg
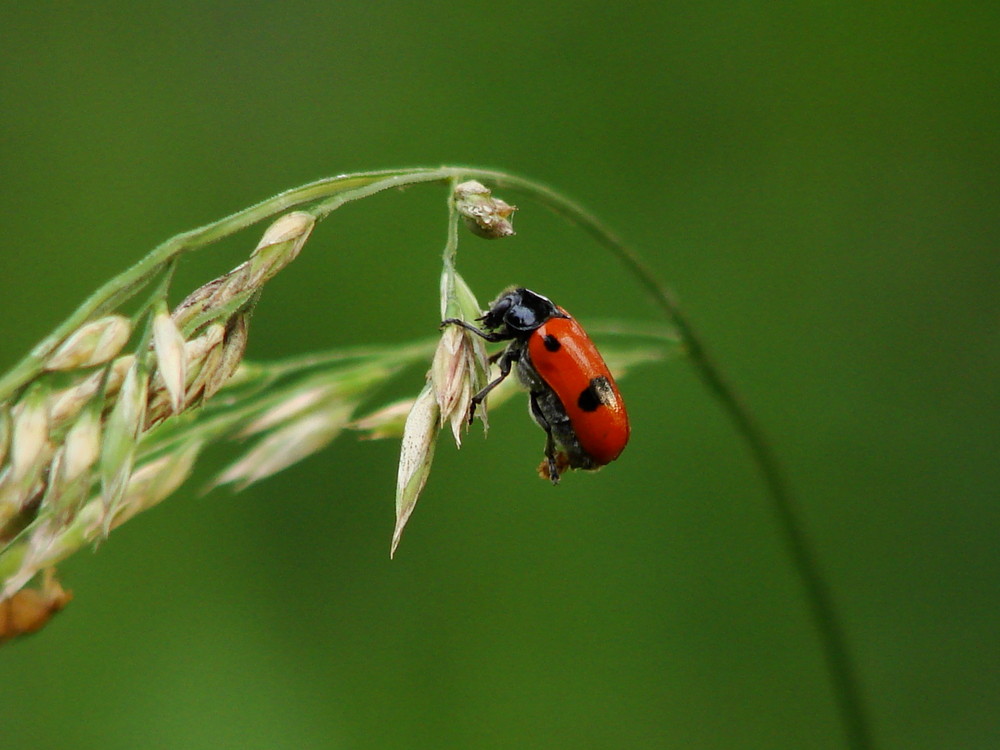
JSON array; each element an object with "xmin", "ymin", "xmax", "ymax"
[
  {"xmin": 529, "ymin": 392, "xmax": 561, "ymax": 485},
  {"xmin": 440, "ymin": 318, "xmax": 508, "ymax": 343},
  {"xmin": 468, "ymin": 347, "xmax": 518, "ymax": 423}
]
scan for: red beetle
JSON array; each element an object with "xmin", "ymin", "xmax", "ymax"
[{"xmin": 443, "ymin": 287, "xmax": 630, "ymax": 483}]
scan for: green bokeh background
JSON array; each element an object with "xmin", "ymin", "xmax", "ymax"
[{"xmin": 2, "ymin": 3, "xmax": 997, "ymax": 749}]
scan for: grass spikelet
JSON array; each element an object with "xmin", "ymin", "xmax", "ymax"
[
  {"xmin": 44, "ymin": 316, "xmax": 131, "ymax": 371},
  {"xmin": 392, "ymin": 383, "xmax": 440, "ymax": 558},
  {"xmin": 99, "ymin": 360, "xmax": 148, "ymax": 528},
  {"xmin": 152, "ymin": 306, "xmax": 188, "ymax": 414}
]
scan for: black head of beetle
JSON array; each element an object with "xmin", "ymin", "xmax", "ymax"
[{"xmin": 478, "ymin": 287, "xmax": 568, "ymax": 339}]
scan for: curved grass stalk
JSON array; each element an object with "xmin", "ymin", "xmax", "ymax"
[{"xmin": 0, "ymin": 166, "xmax": 870, "ymax": 749}]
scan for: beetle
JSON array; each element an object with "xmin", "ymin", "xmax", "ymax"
[{"xmin": 442, "ymin": 287, "xmax": 629, "ymax": 483}]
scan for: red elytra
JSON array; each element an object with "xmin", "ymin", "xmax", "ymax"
[{"xmin": 526, "ymin": 311, "xmax": 629, "ymax": 466}]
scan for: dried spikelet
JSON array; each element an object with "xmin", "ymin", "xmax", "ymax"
[
  {"xmin": 171, "ymin": 275, "xmax": 226, "ymax": 332},
  {"xmin": 434, "ymin": 270, "xmax": 491, "ymax": 443},
  {"xmin": 152, "ymin": 308, "xmax": 188, "ymax": 414},
  {"xmin": 240, "ymin": 383, "xmax": 339, "ymax": 438},
  {"xmin": 99, "ymin": 361, "xmax": 149, "ymax": 530},
  {"xmin": 45, "ymin": 316, "xmax": 131, "ymax": 371},
  {"xmin": 146, "ymin": 309, "xmax": 250, "ymax": 429},
  {"xmin": 453, "ymin": 180, "xmax": 516, "ymax": 239},
  {"xmin": 46, "ymin": 409, "xmax": 101, "ymax": 522},
  {"xmin": 0, "ymin": 570, "xmax": 72, "ymax": 644},
  {"xmin": 349, "ymin": 398, "xmax": 415, "ymax": 440},
  {"xmin": 61, "ymin": 408, "xmax": 102, "ymax": 486},
  {"xmin": 0, "ymin": 387, "xmax": 52, "ymax": 523},
  {"xmin": 183, "ymin": 328, "xmax": 225, "ymax": 404},
  {"xmin": 204, "ymin": 314, "xmax": 248, "ymax": 400},
  {"xmin": 145, "ymin": 324, "xmax": 225, "ymax": 427},
  {"xmin": 391, "ymin": 383, "xmax": 440, "ymax": 558},
  {"xmin": 47, "ymin": 371, "xmax": 104, "ymax": 427},
  {"xmin": 106, "ymin": 440, "xmax": 201, "ymax": 530},
  {"xmin": 104, "ymin": 354, "xmax": 137, "ymax": 399},
  {"xmin": 215, "ymin": 405, "xmax": 354, "ymax": 491},
  {"xmin": 246, "ymin": 211, "xmax": 315, "ymax": 288},
  {"xmin": 431, "ymin": 326, "xmax": 476, "ymax": 446}
]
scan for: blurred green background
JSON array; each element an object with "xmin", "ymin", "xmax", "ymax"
[{"xmin": 2, "ymin": 3, "xmax": 997, "ymax": 748}]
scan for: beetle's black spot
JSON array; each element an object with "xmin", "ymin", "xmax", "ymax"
[
  {"xmin": 577, "ymin": 376, "xmax": 615, "ymax": 412},
  {"xmin": 543, "ymin": 334, "xmax": 561, "ymax": 352},
  {"xmin": 577, "ymin": 382, "xmax": 602, "ymax": 412}
]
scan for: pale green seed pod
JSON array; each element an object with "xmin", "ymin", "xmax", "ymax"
[
  {"xmin": 451, "ymin": 271, "xmax": 488, "ymax": 323},
  {"xmin": 42, "ymin": 407, "xmax": 102, "ymax": 520},
  {"xmin": 45, "ymin": 315, "xmax": 131, "ymax": 371}
]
